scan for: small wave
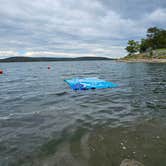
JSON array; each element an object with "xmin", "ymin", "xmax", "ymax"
[
  {"xmin": 0, "ymin": 112, "xmax": 40, "ymax": 120},
  {"xmin": 41, "ymin": 100, "xmax": 60, "ymax": 106},
  {"xmin": 0, "ymin": 116, "xmax": 10, "ymax": 120},
  {"xmin": 55, "ymin": 92, "xmax": 68, "ymax": 96},
  {"xmin": 49, "ymin": 91, "xmax": 68, "ymax": 96}
]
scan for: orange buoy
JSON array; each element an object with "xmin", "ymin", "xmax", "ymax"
[{"xmin": 0, "ymin": 70, "xmax": 3, "ymax": 74}]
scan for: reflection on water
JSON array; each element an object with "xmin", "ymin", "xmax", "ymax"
[{"xmin": 0, "ymin": 61, "xmax": 166, "ymax": 166}]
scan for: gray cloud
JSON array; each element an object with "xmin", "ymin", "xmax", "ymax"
[
  {"xmin": 101, "ymin": 0, "xmax": 166, "ymax": 19},
  {"xmin": 0, "ymin": 0, "xmax": 165, "ymax": 58}
]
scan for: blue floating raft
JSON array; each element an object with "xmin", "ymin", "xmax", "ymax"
[{"xmin": 64, "ymin": 77, "xmax": 118, "ymax": 90}]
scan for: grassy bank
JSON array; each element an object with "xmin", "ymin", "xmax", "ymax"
[{"xmin": 119, "ymin": 49, "xmax": 166, "ymax": 62}]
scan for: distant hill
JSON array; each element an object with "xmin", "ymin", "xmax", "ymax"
[{"xmin": 0, "ymin": 56, "xmax": 114, "ymax": 62}]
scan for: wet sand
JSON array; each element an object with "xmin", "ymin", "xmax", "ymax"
[{"xmin": 12, "ymin": 119, "xmax": 166, "ymax": 166}]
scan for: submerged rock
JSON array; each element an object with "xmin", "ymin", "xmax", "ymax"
[{"xmin": 120, "ymin": 159, "xmax": 144, "ymax": 166}]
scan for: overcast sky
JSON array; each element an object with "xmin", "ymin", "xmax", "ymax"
[{"xmin": 0, "ymin": 0, "xmax": 166, "ymax": 58}]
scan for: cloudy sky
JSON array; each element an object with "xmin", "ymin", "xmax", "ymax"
[{"xmin": 0, "ymin": 0, "xmax": 166, "ymax": 58}]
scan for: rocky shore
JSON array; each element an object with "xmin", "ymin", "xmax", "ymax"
[
  {"xmin": 117, "ymin": 58, "xmax": 166, "ymax": 63},
  {"xmin": 119, "ymin": 49, "xmax": 166, "ymax": 63}
]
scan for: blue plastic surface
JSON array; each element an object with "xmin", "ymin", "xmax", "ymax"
[{"xmin": 64, "ymin": 77, "xmax": 118, "ymax": 90}]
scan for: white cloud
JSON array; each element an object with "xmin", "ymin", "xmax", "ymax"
[
  {"xmin": 148, "ymin": 8, "xmax": 166, "ymax": 24},
  {"xmin": 0, "ymin": 50, "xmax": 19, "ymax": 59},
  {"xmin": 25, "ymin": 51, "xmax": 97, "ymax": 58}
]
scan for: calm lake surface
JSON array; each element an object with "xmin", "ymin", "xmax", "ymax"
[{"xmin": 0, "ymin": 61, "xmax": 166, "ymax": 166}]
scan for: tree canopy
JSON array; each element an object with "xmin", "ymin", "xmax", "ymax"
[
  {"xmin": 126, "ymin": 27, "xmax": 166, "ymax": 55},
  {"xmin": 125, "ymin": 40, "xmax": 140, "ymax": 55}
]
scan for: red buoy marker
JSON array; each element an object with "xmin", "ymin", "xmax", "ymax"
[{"xmin": 0, "ymin": 69, "xmax": 3, "ymax": 74}]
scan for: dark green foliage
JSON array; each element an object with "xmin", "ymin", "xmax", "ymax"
[
  {"xmin": 140, "ymin": 27, "xmax": 166, "ymax": 53},
  {"xmin": 140, "ymin": 39, "xmax": 150, "ymax": 53},
  {"xmin": 126, "ymin": 27, "xmax": 166, "ymax": 54},
  {"xmin": 125, "ymin": 40, "xmax": 140, "ymax": 55}
]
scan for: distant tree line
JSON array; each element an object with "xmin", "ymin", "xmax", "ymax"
[{"xmin": 126, "ymin": 27, "xmax": 166, "ymax": 55}]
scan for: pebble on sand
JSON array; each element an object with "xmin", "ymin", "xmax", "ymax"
[
  {"xmin": 120, "ymin": 159, "xmax": 144, "ymax": 166},
  {"xmin": 122, "ymin": 146, "xmax": 127, "ymax": 150}
]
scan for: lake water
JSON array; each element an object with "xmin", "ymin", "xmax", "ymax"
[{"xmin": 0, "ymin": 61, "xmax": 166, "ymax": 166}]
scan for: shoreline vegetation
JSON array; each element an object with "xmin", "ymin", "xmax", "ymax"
[
  {"xmin": 118, "ymin": 48, "xmax": 166, "ymax": 63},
  {"xmin": 120, "ymin": 27, "xmax": 166, "ymax": 63}
]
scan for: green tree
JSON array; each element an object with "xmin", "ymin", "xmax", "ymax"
[
  {"xmin": 147, "ymin": 27, "xmax": 160, "ymax": 39},
  {"xmin": 125, "ymin": 40, "xmax": 140, "ymax": 55},
  {"xmin": 156, "ymin": 29, "xmax": 166, "ymax": 48},
  {"xmin": 140, "ymin": 38, "xmax": 150, "ymax": 53},
  {"xmin": 147, "ymin": 27, "xmax": 160, "ymax": 49},
  {"xmin": 140, "ymin": 27, "xmax": 166, "ymax": 53}
]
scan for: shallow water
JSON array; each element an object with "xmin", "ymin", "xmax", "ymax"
[{"xmin": 0, "ymin": 61, "xmax": 166, "ymax": 166}]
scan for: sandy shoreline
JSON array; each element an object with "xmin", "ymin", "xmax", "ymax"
[{"xmin": 117, "ymin": 58, "xmax": 166, "ymax": 63}]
